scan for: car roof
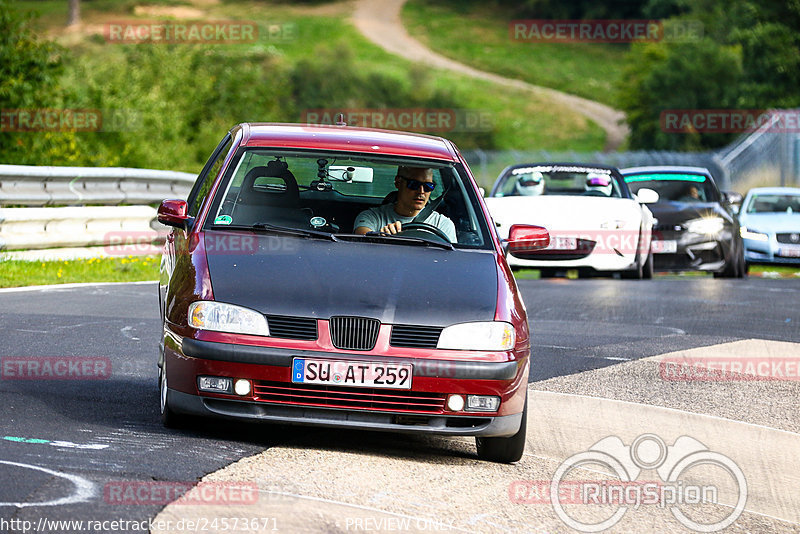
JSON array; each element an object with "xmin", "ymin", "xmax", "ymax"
[
  {"xmin": 232, "ymin": 123, "xmax": 460, "ymax": 162},
  {"xmin": 745, "ymin": 187, "xmax": 800, "ymax": 196},
  {"xmin": 620, "ymin": 165, "xmax": 712, "ymax": 176}
]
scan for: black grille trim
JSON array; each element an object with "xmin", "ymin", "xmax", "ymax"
[
  {"xmin": 266, "ymin": 315, "xmax": 318, "ymax": 340},
  {"xmin": 776, "ymin": 233, "xmax": 800, "ymax": 244},
  {"xmin": 654, "ymin": 223, "xmax": 685, "ymax": 232},
  {"xmin": 329, "ymin": 316, "xmax": 380, "ymax": 351},
  {"xmin": 253, "ymin": 381, "xmax": 447, "ymax": 413},
  {"xmin": 390, "ymin": 325, "xmax": 442, "ymax": 348}
]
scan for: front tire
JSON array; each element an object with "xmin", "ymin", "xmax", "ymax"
[
  {"xmin": 159, "ymin": 362, "xmax": 181, "ymax": 428},
  {"xmin": 476, "ymin": 395, "xmax": 527, "ymax": 463},
  {"xmin": 642, "ymin": 251, "xmax": 654, "ymax": 279}
]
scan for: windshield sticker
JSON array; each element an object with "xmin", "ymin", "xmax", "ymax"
[
  {"xmin": 214, "ymin": 215, "xmax": 233, "ymax": 225},
  {"xmin": 513, "ymin": 166, "xmax": 611, "ymax": 175},
  {"xmin": 625, "ymin": 174, "xmax": 706, "ymax": 183}
]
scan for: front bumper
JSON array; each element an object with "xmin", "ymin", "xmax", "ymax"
[
  {"xmin": 168, "ymin": 388, "xmax": 523, "ymax": 437},
  {"xmin": 505, "ymin": 234, "xmax": 643, "ymax": 273},
  {"xmin": 744, "ymin": 238, "xmax": 800, "ymax": 265},
  {"xmin": 651, "ymin": 230, "xmax": 731, "ymax": 272},
  {"xmin": 164, "ymin": 335, "xmax": 528, "ymax": 438}
]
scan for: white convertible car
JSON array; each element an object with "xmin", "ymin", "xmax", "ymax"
[{"xmin": 485, "ymin": 163, "xmax": 657, "ymax": 278}]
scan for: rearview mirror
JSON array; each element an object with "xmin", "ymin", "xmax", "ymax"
[
  {"xmin": 635, "ymin": 188, "xmax": 659, "ymax": 204},
  {"xmin": 507, "ymin": 224, "xmax": 550, "ymax": 258},
  {"xmin": 329, "ymin": 165, "xmax": 373, "ymax": 183},
  {"xmin": 157, "ymin": 199, "xmax": 191, "ymax": 230}
]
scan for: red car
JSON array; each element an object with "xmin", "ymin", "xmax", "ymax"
[{"xmin": 157, "ymin": 123, "xmax": 548, "ymax": 462}]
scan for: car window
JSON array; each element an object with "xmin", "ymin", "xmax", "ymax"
[
  {"xmin": 624, "ymin": 173, "xmax": 716, "ymax": 202},
  {"xmin": 204, "ymin": 149, "xmax": 492, "ymax": 249},
  {"xmin": 187, "ymin": 134, "xmax": 233, "ymax": 219},
  {"xmin": 745, "ymin": 194, "xmax": 800, "ymax": 213},
  {"xmin": 494, "ymin": 165, "xmax": 623, "ymax": 198}
]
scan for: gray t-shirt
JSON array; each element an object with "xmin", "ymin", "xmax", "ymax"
[{"xmin": 353, "ymin": 203, "xmax": 457, "ymax": 243}]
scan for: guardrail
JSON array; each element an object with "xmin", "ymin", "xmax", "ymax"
[
  {"xmin": 0, "ymin": 206, "xmax": 165, "ymax": 252},
  {"xmin": 0, "ymin": 164, "xmax": 195, "ymax": 206},
  {"xmin": 0, "ymin": 164, "xmax": 191, "ymax": 255}
]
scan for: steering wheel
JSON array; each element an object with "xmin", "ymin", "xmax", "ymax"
[{"xmin": 397, "ymin": 222, "xmax": 451, "ymax": 243}]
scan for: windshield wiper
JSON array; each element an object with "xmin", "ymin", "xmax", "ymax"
[
  {"xmin": 334, "ymin": 233, "xmax": 454, "ymax": 250},
  {"xmin": 221, "ymin": 223, "xmax": 337, "ymax": 241}
]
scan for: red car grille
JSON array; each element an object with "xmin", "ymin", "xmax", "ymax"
[{"xmin": 253, "ymin": 381, "xmax": 447, "ymax": 413}]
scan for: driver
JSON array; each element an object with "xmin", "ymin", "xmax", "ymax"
[
  {"xmin": 353, "ymin": 166, "xmax": 457, "ymax": 242},
  {"xmin": 585, "ymin": 172, "xmax": 613, "ymax": 196},
  {"xmin": 515, "ymin": 171, "xmax": 545, "ymax": 196}
]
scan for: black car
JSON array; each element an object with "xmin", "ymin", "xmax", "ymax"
[{"xmin": 620, "ymin": 166, "xmax": 745, "ymax": 277}]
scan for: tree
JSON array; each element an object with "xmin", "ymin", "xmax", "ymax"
[
  {"xmin": 67, "ymin": 0, "xmax": 80, "ymax": 26},
  {"xmin": 0, "ymin": 0, "xmax": 66, "ymax": 163},
  {"xmin": 617, "ymin": 32, "xmax": 742, "ymax": 150}
]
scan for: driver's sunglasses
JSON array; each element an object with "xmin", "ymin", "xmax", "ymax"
[{"xmin": 398, "ymin": 176, "xmax": 436, "ymax": 192}]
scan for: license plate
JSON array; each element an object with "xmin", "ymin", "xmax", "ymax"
[
  {"xmin": 651, "ymin": 240, "xmax": 677, "ymax": 253},
  {"xmin": 292, "ymin": 358, "xmax": 412, "ymax": 389},
  {"xmin": 779, "ymin": 247, "xmax": 800, "ymax": 258},
  {"xmin": 546, "ymin": 237, "xmax": 577, "ymax": 250}
]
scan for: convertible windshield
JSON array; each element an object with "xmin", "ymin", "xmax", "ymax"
[
  {"xmin": 205, "ymin": 150, "xmax": 491, "ymax": 248},
  {"xmin": 493, "ymin": 165, "xmax": 623, "ymax": 198},
  {"xmin": 624, "ymin": 173, "xmax": 716, "ymax": 202},
  {"xmin": 744, "ymin": 194, "xmax": 800, "ymax": 214}
]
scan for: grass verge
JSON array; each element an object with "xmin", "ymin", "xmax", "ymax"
[
  {"xmin": 0, "ymin": 256, "xmax": 160, "ymax": 288},
  {"xmin": 402, "ymin": 0, "xmax": 627, "ymax": 107}
]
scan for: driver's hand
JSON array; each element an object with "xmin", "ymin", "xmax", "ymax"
[{"xmin": 379, "ymin": 221, "xmax": 403, "ymax": 235}]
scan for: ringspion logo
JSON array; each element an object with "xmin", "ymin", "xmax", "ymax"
[{"xmin": 541, "ymin": 434, "xmax": 747, "ymax": 532}]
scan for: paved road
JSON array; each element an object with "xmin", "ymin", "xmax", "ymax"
[
  {"xmin": 351, "ymin": 0, "xmax": 629, "ymax": 151},
  {"xmin": 1, "ymin": 278, "xmax": 798, "ymax": 533}
]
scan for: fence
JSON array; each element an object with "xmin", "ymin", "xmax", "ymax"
[{"xmin": 464, "ymin": 109, "xmax": 800, "ymax": 193}]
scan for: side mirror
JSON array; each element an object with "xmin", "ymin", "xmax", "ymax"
[
  {"xmin": 157, "ymin": 199, "xmax": 191, "ymax": 230},
  {"xmin": 507, "ymin": 224, "xmax": 550, "ymax": 258},
  {"xmin": 635, "ymin": 188, "xmax": 659, "ymax": 204}
]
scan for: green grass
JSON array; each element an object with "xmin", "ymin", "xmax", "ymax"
[
  {"xmin": 402, "ymin": 0, "xmax": 628, "ymax": 107},
  {"xmin": 0, "ymin": 256, "xmax": 160, "ymax": 288},
  {"xmin": 12, "ymin": 0, "xmax": 605, "ymax": 154}
]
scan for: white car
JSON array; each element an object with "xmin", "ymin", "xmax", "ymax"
[{"xmin": 485, "ymin": 163, "xmax": 657, "ymax": 278}]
